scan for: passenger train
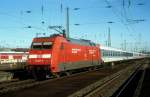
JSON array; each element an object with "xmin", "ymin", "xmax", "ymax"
[
  {"xmin": 0, "ymin": 51, "xmax": 28, "ymax": 81},
  {"xmin": 0, "ymin": 51, "xmax": 28, "ymax": 70},
  {"xmin": 27, "ymin": 34, "xmax": 147, "ymax": 80}
]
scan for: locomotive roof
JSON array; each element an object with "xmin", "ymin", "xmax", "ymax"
[
  {"xmin": 49, "ymin": 34, "xmax": 96, "ymax": 46},
  {"xmin": 67, "ymin": 38, "xmax": 96, "ymax": 46},
  {"xmin": 34, "ymin": 34, "xmax": 97, "ymax": 46},
  {"xmin": 43, "ymin": 34, "xmax": 97, "ymax": 46},
  {"xmin": 33, "ymin": 34, "xmax": 61, "ymax": 39}
]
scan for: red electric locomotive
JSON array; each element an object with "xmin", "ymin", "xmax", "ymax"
[{"xmin": 27, "ymin": 34, "xmax": 102, "ymax": 79}]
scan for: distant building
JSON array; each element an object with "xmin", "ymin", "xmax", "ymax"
[
  {"xmin": 0, "ymin": 48, "xmax": 11, "ymax": 51},
  {"xmin": 11, "ymin": 48, "xmax": 29, "ymax": 52}
]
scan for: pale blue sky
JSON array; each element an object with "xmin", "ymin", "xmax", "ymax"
[{"xmin": 0, "ymin": 0, "xmax": 149, "ymax": 52}]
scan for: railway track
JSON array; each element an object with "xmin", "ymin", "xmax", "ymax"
[
  {"xmin": 110, "ymin": 60, "xmax": 149, "ymax": 97},
  {"xmin": 139, "ymin": 61, "xmax": 150, "ymax": 97},
  {"xmin": 0, "ymin": 79, "xmax": 19, "ymax": 84},
  {"xmin": 0, "ymin": 79, "xmax": 36, "ymax": 94},
  {"xmin": 0, "ymin": 59, "xmax": 145, "ymax": 97},
  {"xmin": 0, "ymin": 68, "xmax": 104, "ymax": 95},
  {"xmin": 69, "ymin": 62, "xmax": 143, "ymax": 97}
]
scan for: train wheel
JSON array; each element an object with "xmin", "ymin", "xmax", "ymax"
[
  {"xmin": 32, "ymin": 69, "xmax": 46, "ymax": 80},
  {"xmin": 16, "ymin": 70, "xmax": 30, "ymax": 80},
  {"xmin": 65, "ymin": 71, "xmax": 71, "ymax": 76},
  {"xmin": 88, "ymin": 68, "xmax": 93, "ymax": 71},
  {"xmin": 52, "ymin": 73, "xmax": 60, "ymax": 78},
  {"xmin": 93, "ymin": 66, "xmax": 98, "ymax": 70}
]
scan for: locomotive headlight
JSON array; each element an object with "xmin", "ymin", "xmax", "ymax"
[
  {"xmin": 29, "ymin": 55, "xmax": 37, "ymax": 58},
  {"xmin": 42, "ymin": 54, "xmax": 51, "ymax": 58}
]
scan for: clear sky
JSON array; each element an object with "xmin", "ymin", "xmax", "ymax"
[{"xmin": 0, "ymin": 0, "xmax": 149, "ymax": 52}]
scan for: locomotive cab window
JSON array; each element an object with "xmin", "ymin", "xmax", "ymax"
[
  {"xmin": 43, "ymin": 42, "xmax": 53, "ymax": 49},
  {"xmin": 32, "ymin": 42, "xmax": 42, "ymax": 49},
  {"xmin": 31, "ymin": 42, "xmax": 53, "ymax": 49}
]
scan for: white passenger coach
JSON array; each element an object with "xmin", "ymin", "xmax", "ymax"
[{"xmin": 100, "ymin": 45, "xmax": 147, "ymax": 63}]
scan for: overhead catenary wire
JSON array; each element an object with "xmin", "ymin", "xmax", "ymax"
[
  {"xmin": 41, "ymin": 0, "xmax": 45, "ymax": 25},
  {"xmin": 103, "ymin": 0, "xmax": 140, "ymax": 50},
  {"xmin": 121, "ymin": 0, "xmax": 146, "ymax": 51},
  {"xmin": 104, "ymin": 0, "xmax": 137, "ymax": 34}
]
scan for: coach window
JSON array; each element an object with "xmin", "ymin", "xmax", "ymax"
[
  {"xmin": 101, "ymin": 50, "xmax": 103, "ymax": 56},
  {"xmin": 124, "ymin": 52, "xmax": 126, "ymax": 56},
  {"xmin": 109, "ymin": 51, "xmax": 111, "ymax": 56},
  {"xmin": 109, "ymin": 51, "xmax": 112, "ymax": 56},
  {"xmin": 130, "ymin": 53, "xmax": 132, "ymax": 56},
  {"xmin": 126, "ymin": 53, "xmax": 128, "ymax": 56},
  {"xmin": 128, "ymin": 53, "xmax": 130, "ymax": 56},
  {"xmin": 122, "ymin": 52, "xmax": 124, "ymax": 56},
  {"xmin": 123, "ymin": 52, "xmax": 125, "ymax": 56},
  {"xmin": 102, "ymin": 50, "xmax": 104, "ymax": 56},
  {"xmin": 119, "ymin": 52, "xmax": 121, "ymax": 56},
  {"xmin": 104, "ymin": 50, "xmax": 107, "ymax": 56},
  {"xmin": 102, "ymin": 50, "xmax": 106, "ymax": 56},
  {"xmin": 108, "ymin": 51, "xmax": 110, "ymax": 56},
  {"xmin": 117, "ymin": 52, "xmax": 119, "ymax": 56},
  {"xmin": 101, "ymin": 49, "xmax": 103, "ymax": 56},
  {"xmin": 112, "ymin": 51, "xmax": 114, "ymax": 56},
  {"xmin": 120, "ymin": 52, "xmax": 122, "ymax": 56},
  {"xmin": 127, "ymin": 53, "xmax": 130, "ymax": 56},
  {"xmin": 111, "ymin": 51, "xmax": 113, "ymax": 56},
  {"xmin": 107, "ymin": 50, "xmax": 109, "ymax": 56},
  {"xmin": 115, "ymin": 52, "xmax": 117, "ymax": 56},
  {"xmin": 113, "ymin": 51, "xmax": 115, "ymax": 56},
  {"xmin": 105, "ymin": 50, "xmax": 108, "ymax": 56},
  {"xmin": 106, "ymin": 51, "xmax": 108, "ymax": 56}
]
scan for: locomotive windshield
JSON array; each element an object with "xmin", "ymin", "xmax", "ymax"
[{"xmin": 31, "ymin": 42, "xmax": 53, "ymax": 49}]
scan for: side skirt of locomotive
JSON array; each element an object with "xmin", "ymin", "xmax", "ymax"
[
  {"xmin": 28, "ymin": 60, "xmax": 102, "ymax": 80},
  {"xmin": 57, "ymin": 60, "xmax": 102, "ymax": 72}
]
